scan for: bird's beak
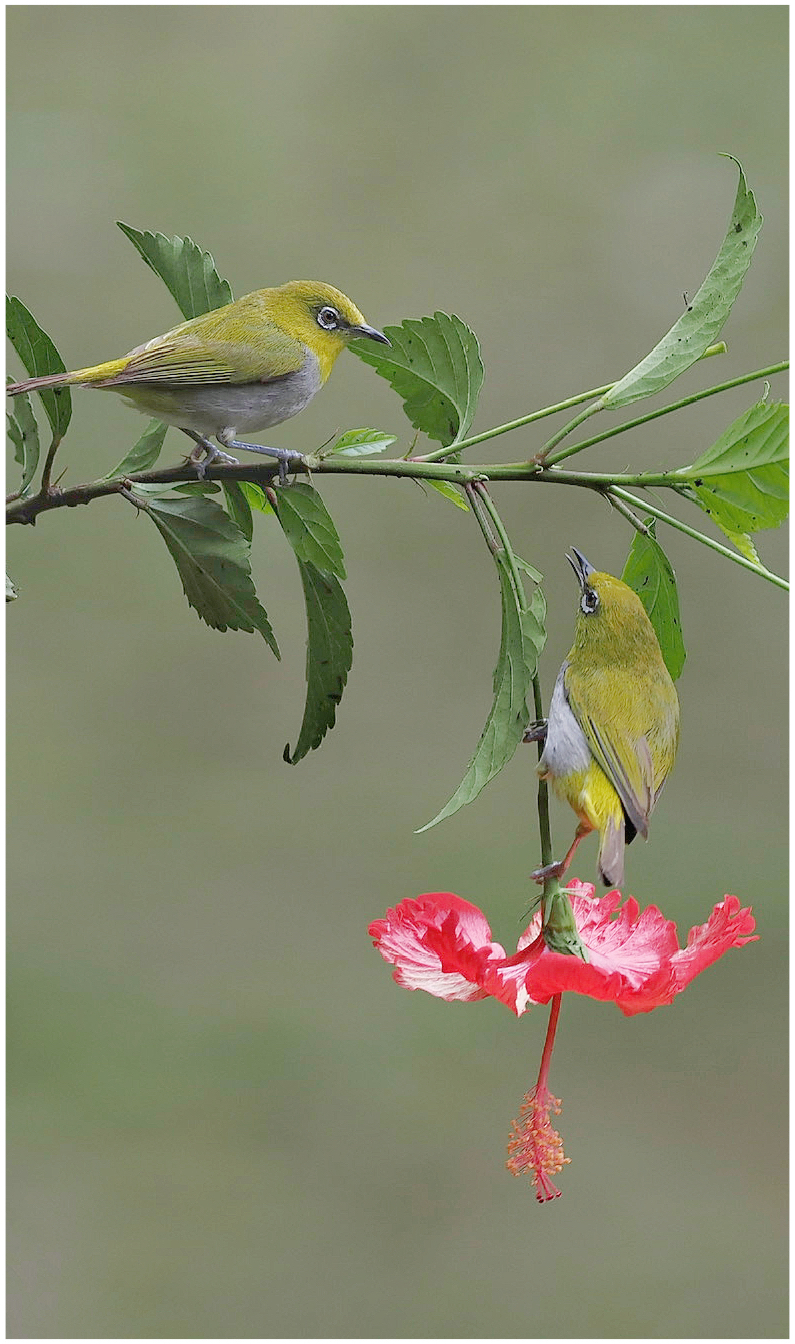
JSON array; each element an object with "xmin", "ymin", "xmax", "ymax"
[
  {"xmin": 350, "ymin": 323, "xmax": 391, "ymax": 346},
  {"xmin": 566, "ymin": 547, "xmax": 595, "ymax": 589}
]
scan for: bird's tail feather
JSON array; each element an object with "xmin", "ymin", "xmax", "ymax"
[
  {"xmin": 598, "ymin": 815, "xmax": 625, "ymax": 887},
  {"xmin": 8, "ymin": 359, "xmax": 129, "ymax": 397}
]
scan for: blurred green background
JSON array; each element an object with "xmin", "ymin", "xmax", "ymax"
[{"xmin": 7, "ymin": 7, "xmax": 787, "ymax": 1338}]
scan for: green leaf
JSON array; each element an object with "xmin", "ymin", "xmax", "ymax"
[
  {"xmin": 426, "ymin": 479, "xmax": 470, "ymax": 511},
  {"xmin": 601, "ymin": 157, "xmax": 763, "ymax": 410},
  {"xmin": 621, "ymin": 524, "xmax": 685, "ymax": 681},
  {"xmin": 282, "ymin": 560, "xmax": 353, "ymax": 764},
  {"xmin": 238, "ymin": 481, "xmax": 273, "ymax": 514},
  {"xmin": 101, "ymin": 419, "xmax": 168, "ymax": 480},
  {"xmin": 350, "ymin": 312, "xmax": 483, "ymax": 447},
  {"xmin": 417, "ymin": 553, "xmax": 546, "ymax": 831},
  {"xmin": 6, "ymin": 296, "xmax": 71, "ymax": 438},
  {"xmin": 6, "ymin": 573, "xmax": 19, "ymax": 603},
  {"xmin": 120, "ymin": 481, "xmax": 229, "ymax": 506},
  {"xmin": 715, "ymin": 528, "xmax": 760, "ymax": 564},
  {"xmin": 272, "ymin": 482, "xmax": 346, "ymax": 579},
  {"xmin": 142, "ymin": 494, "xmax": 279, "ymax": 657},
  {"xmin": 674, "ymin": 400, "xmax": 789, "ymax": 548},
  {"xmin": 7, "ymin": 388, "xmax": 40, "ymax": 494},
  {"xmin": 318, "ymin": 428, "xmax": 397, "ymax": 459},
  {"xmin": 676, "ymin": 399, "xmax": 788, "ymax": 477},
  {"xmin": 514, "ymin": 554, "xmax": 545, "ymax": 585},
  {"xmin": 221, "ymin": 480, "xmax": 254, "ymax": 542},
  {"xmin": 116, "ymin": 223, "xmax": 233, "ymax": 319}
]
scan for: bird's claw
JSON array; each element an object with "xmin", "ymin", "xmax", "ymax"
[
  {"xmin": 529, "ymin": 860, "xmax": 565, "ymax": 885},
  {"xmin": 523, "ymin": 719, "xmax": 548, "ymax": 744},
  {"xmin": 188, "ymin": 440, "xmax": 239, "ymax": 479}
]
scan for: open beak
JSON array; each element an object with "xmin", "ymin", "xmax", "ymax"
[
  {"xmin": 350, "ymin": 323, "xmax": 391, "ymax": 346},
  {"xmin": 566, "ymin": 547, "xmax": 595, "ymax": 589}
]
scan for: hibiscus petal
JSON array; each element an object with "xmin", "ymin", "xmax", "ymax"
[{"xmin": 369, "ymin": 893, "xmax": 508, "ymax": 1003}]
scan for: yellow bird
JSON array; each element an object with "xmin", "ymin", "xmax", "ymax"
[
  {"xmin": 7, "ymin": 281, "xmax": 390, "ymax": 478},
  {"xmin": 528, "ymin": 548, "xmax": 679, "ymax": 887}
]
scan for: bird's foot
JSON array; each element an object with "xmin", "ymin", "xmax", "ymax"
[
  {"xmin": 218, "ymin": 435, "xmax": 307, "ymax": 485},
  {"xmin": 529, "ymin": 860, "xmax": 566, "ymax": 885},
  {"xmin": 523, "ymin": 719, "xmax": 548, "ymax": 744},
  {"xmin": 185, "ymin": 437, "xmax": 239, "ymax": 479}
]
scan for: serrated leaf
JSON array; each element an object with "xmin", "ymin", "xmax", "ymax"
[
  {"xmin": 6, "ymin": 573, "xmax": 19, "ymax": 602},
  {"xmin": 6, "ymin": 296, "xmax": 71, "ymax": 438},
  {"xmin": 621, "ymin": 525, "xmax": 685, "ymax": 681},
  {"xmin": 674, "ymin": 401, "xmax": 789, "ymax": 544},
  {"xmin": 426, "ymin": 479, "xmax": 470, "ymax": 511},
  {"xmin": 101, "ymin": 419, "xmax": 168, "ymax": 480},
  {"xmin": 116, "ymin": 223, "xmax": 233, "ymax": 319},
  {"xmin": 142, "ymin": 494, "xmax": 279, "ymax": 657},
  {"xmin": 684, "ymin": 469, "xmax": 788, "ymax": 535},
  {"xmin": 319, "ymin": 428, "xmax": 396, "ymax": 458},
  {"xmin": 7, "ymin": 389, "xmax": 40, "ymax": 494},
  {"xmin": 601, "ymin": 158, "xmax": 763, "ymax": 410},
  {"xmin": 418, "ymin": 553, "xmax": 545, "ymax": 831},
  {"xmin": 283, "ymin": 560, "xmax": 353, "ymax": 764},
  {"xmin": 273, "ymin": 482, "xmax": 346, "ymax": 578},
  {"xmin": 350, "ymin": 312, "xmax": 483, "ymax": 447},
  {"xmin": 718, "ymin": 528, "xmax": 760, "ymax": 564},
  {"xmin": 221, "ymin": 480, "xmax": 254, "ymax": 542},
  {"xmin": 676, "ymin": 400, "xmax": 788, "ymax": 477}
]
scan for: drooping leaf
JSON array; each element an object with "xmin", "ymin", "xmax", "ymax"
[
  {"xmin": 7, "ymin": 388, "xmax": 40, "ymax": 494},
  {"xmin": 272, "ymin": 482, "xmax": 346, "ymax": 579},
  {"xmin": 116, "ymin": 223, "xmax": 233, "ymax": 319},
  {"xmin": 621, "ymin": 524, "xmax": 685, "ymax": 681},
  {"xmin": 318, "ymin": 427, "xmax": 397, "ymax": 459},
  {"xmin": 426, "ymin": 479, "xmax": 470, "ymax": 511},
  {"xmin": 601, "ymin": 158, "xmax": 763, "ymax": 410},
  {"xmin": 282, "ymin": 560, "xmax": 353, "ymax": 764},
  {"xmin": 102, "ymin": 419, "xmax": 168, "ymax": 480},
  {"xmin": 6, "ymin": 296, "xmax": 71, "ymax": 438},
  {"xmin": 6, "ymin": 573, "xmax": 19, "ymax": 602},
  {"xmin": 142, "ymin": 493, "xmax": 279, "ymax": 657},
  {"xmin": 674, "ymin": 400, "xmax": 789, "ymax": 549},
  {"xmin": 417, "ymin": 552, "xmax": 546, "ymax": 831},
  {"xmin": 221, "ymin": 479, "xmax": 254, "ymax": 542},
  {"xmin": 350, "ymin": 312, "xmax": 483, "ymax": 447},
  {"xmin": 514, "ymin": 554, "xmax": 545, "ymax": 585}
]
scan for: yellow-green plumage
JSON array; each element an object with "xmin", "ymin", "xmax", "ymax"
[
  {"xmin": 537, "ymin": 551, "xmax": 679, "ymax": 887},
  {"xmin": 7, "ymin": 281, "xmax": 389, "ymax": 473}
]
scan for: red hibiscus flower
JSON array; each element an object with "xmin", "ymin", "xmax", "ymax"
[
  {"xmin": 369, "ymin": 881, "xmax": 756, "ymax": 1017},
  {"xmin": 369, "ymin": 882, "xmax": 756, "ymax": 1201}
]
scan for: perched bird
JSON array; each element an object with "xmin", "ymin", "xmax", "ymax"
[
  {"xmin": 7, "ymin": 281, "xmax": 390, "ymax": 478},
  {"xmin": 527, "ymin": 548, "xmax": 679, "ymax": 887}
]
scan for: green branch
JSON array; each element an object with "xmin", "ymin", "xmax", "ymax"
[
  {"xmin": 544, "ymin": 360, "xmax": 789, "ymax": 466},
  {"xmin": 417, "ymin": 340, "xmax": 731, "ymax": 464}
]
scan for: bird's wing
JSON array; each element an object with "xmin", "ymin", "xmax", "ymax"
[
  {"xmin": 97, "ymin": 304, "xmax": 306, "ymax": 387},
  {"xmin": 563, "ymin": 665, "xmax": 654, "ymax": 839}
]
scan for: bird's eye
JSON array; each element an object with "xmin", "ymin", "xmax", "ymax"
[
  {"xmin": 317, "ymin": 306, "xmax": 340, "ymax": 330},
  {"xmin": 581, "ymin": 588, "xmax": 599, "ymax": 614}
]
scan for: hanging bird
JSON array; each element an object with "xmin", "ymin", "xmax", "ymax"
[
  {"xmin": 527, "ymin": 548, "xmax": 680, "ymax": 887},
  {"xmin": 7, "ymin": 281, "xmax": 390, "ymax": 479}
]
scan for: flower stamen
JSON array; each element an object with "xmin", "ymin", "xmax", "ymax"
[{"xmin": 506, "ymin": 993, "xmax": 570, "ymax": 1200}]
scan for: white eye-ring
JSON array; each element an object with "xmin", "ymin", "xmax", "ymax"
[
  {"xmin": 581, "ymin": 588, "xmax": 599, "ymax": 614},
  {"xmin": 317, "ymin": 306, "xmax": 340, "ymax": 330}
]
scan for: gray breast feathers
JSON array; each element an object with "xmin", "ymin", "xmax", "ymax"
[{"xmin": 538, "ymin": 662, "xmax": 591, "ymax": 779}]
